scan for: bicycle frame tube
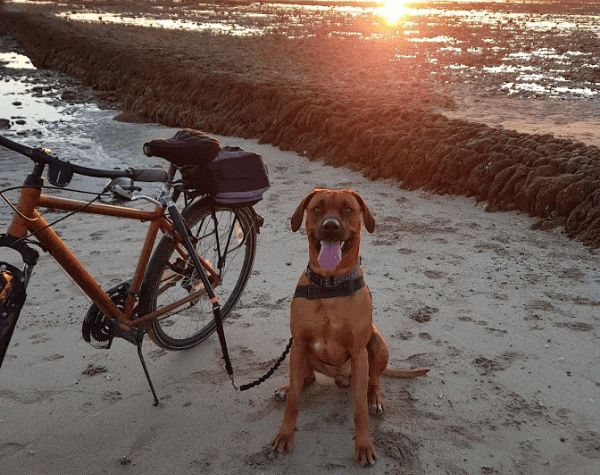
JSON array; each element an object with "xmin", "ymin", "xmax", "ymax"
[{"xmin": 7, "ymin": 186, "xmax": 171, "ymax": 323}]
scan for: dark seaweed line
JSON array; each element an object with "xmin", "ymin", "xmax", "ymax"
[{"xmin": 2, "ymin": 7, "xmax": 600, "ymax": 247}]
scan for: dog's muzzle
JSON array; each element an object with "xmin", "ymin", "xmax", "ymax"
[{"xmin": 314, "ymin": 219, "xmax": 354, "ymax": 271}]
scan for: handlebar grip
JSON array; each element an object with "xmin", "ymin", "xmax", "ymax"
[{"xmin": 129, "ymin": 167, "xmax": 169, "ymax": 182}]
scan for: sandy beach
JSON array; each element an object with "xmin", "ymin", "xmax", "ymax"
[
  {"xmin": 1, "ymin": 126, "xmax": 599, "ymax": 475},
  {"xmin": 1, "ymin": 1, "xmax": 599, "ymax": 474}
]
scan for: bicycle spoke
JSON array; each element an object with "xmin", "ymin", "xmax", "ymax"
[{"xmin": 140, "ymin": 200, "xmax": 256, "ymax": 350}]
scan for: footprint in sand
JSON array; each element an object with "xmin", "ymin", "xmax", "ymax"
[
  {"xmin": 89, "ymin": 230, "xmax": 105, "ymax": 241},
  {"xmin": 29, "ymin": 333, "xmax": 51, "ymax": 344},
  {"xmin": 423, "ymin": 270, "xmax": 447, "ymax": 279},
  {"xmin": 554, "ymin": 321, "xmax": 594, "ymax": 332},
  {"xmin": 573, "ymin": 431, "xmax": 600, "ymax": 459}
]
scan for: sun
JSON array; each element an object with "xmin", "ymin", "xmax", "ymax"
[{"xmin": 378, "ymin": 0, "xmax": 408, "ymax": 25}]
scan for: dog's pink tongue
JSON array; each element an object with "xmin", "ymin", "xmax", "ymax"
[{"xmin": 318, "ymin": 241, "xmax": 342, "ymax": 271}]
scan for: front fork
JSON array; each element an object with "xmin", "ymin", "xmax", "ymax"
[
  {"xmin": 0, "ymin": 232, "xmax": 39, "ymax": 271},
  {"xmin": 0, "ymin": 235, "xmax": 39, "ymax": 369}
]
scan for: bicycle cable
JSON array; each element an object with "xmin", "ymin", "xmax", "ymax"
[
  {"xmin": 1, "ymin": 184, "xmax": 108, "ymax": 245},
  {"xmin": 1, "ymin": 186, "xmax": 45, "ymax": 222}
]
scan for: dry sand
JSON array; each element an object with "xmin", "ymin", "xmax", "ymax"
[{"xmin": 1, "ymin": 124, "xmax": 599, "ymax": 474}]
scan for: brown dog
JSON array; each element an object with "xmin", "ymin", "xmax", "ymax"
[{"xmin": 272, "ymin": 188, "xmax": 429, "ymax": 466}]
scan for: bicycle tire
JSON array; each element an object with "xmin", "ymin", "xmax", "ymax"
[{"xmin": 139, "ymin": 198, "xmax": 257, "ymax": 350}]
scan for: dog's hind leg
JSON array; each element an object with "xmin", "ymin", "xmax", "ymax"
[{"xmin": 275, "ymin": 367, "xmax": 316, "ymax": 401}]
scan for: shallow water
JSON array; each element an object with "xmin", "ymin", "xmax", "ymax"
[
  {"xmin": 0, "ymin": 51, "xmax": 35, "ymax": 69},
  {"xmin": 0, "ymin": 64, "xmax": 175, "ymax": 222},
  {"xmin": 0, "ymin": 77, "xmax": 156, "ymax": 170},
  {"xmin": 51, "ymin": 0, "xmax": 600, "ymax": 99}
]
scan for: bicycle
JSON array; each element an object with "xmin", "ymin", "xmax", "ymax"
[{"xmin": 0, "ymin": 132, "xmax": 268, "ymax": 405}]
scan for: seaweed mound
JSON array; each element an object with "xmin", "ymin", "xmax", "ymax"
[{"xmin": 2, "ymin": 3, "xmax": 600, "ymax": 245}]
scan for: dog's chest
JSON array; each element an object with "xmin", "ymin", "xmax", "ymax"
[
  {"xmin": 308, "ymin": 319, "xmax": 351, "ymax": 367},
  {"xmin": 292, "ymin": 297, "xmax": 371, "ymax": 365}
]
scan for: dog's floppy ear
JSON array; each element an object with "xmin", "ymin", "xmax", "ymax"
[
  {"xmin": 291, "ymin": 189, "xmax": 320, "ymax": 232},
  {"xmin": 350, "ymin": 190, "xmax": 376, "ymax": 233}
]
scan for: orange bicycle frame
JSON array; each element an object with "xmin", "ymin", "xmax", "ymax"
[{"xmin": 6, "ymin": 185, "xmax": 216, "ymax": 328}]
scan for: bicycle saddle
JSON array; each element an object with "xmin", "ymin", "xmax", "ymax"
[{"xmin": 143, "ymin": 129, "xmax": 222, "ymax": 168}]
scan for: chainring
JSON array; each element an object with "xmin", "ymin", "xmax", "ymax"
[{"xmin": 82, "ymin": 280, "xmax": 131, "ymax": 349}]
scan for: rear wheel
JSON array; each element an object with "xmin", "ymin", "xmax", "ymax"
[{"xmin": 140, "ymin": 199, "xmax": 257, "ymax": 350}]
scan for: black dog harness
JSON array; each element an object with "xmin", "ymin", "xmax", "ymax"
[
  {"xmin": 292, "ymin": 262, "xmax": 367, "ymax": 366},
  {"xmin": 293, "ymin": 262, "xmax": 365, "ymax": 300}
]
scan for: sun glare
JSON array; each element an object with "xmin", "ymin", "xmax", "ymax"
[{"xmin": 378, "ymin": 0, "xmax": 408, "ymax": 25}]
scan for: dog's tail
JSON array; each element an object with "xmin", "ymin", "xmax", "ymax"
[{"xmin": 382, "ymin": 367, "xmax": 429, "ymax": 378}]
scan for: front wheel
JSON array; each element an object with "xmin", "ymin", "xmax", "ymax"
[
  {"xmin": 139, "ymin": 199, "xmax": 257, "ymax": 350},
  {"xmin": 0, "ymin": 263, "xmax": 28, "ymax": 368}
]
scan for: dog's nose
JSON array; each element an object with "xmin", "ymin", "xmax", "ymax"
[{"xmin": 322, "ymin": 218, "xmax": 340, "ymax": 232}]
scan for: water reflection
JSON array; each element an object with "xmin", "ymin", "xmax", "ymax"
[
  {"xmin": 58, "ymin": 12, "xmax": 264, "ymax": 36},
  {"xmin": 0, "ymin": 52, "xmax": 36, "ymax": 69},
  {"xmin": 52, "ymin": 1, "xmax": 600, "ymax": 99}
]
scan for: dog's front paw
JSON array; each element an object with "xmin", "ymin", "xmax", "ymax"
[
  {"xmin": 272, "ymin": 431, "xmax": 295, "ymax": 454},
  {"xmin": 354, "ymin": 440, "xmax": 377, "ymax": 466}
]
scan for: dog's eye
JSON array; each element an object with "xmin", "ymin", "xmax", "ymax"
[
  {"xmin": 313, "ymin": 206, "xmax": 322, "ymax": 214},
  {"xmin": 344, "ymin": 207, "xmax": 353, "ymax": 214}
]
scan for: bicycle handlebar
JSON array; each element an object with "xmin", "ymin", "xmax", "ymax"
[
  {"xmin": 0, "ymin": 134, "xmax": 168, "ymax": 183},
  {"xmin": 129, "ymin": 167, "xmax": 169, "ymax": 182}
]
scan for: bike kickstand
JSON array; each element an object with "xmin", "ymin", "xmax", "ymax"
[{"xmin": 136, "ymin": 339, "xmax": 159, "ymax": 406}]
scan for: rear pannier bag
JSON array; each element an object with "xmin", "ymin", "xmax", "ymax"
[
  {"xmin": 143, "ymin": 129, "xmax": 222, "ymax": 168},
  {"xmin": 181, "ymin": 146, "xmax": 270, "ymax": 205}
]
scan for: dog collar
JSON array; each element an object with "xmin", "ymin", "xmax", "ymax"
[
  {"xmin": 293, "ymin": 262, "xmax": 365, "ymax": 300},
  {"xmin": 306, "ymin": 262, "xmax": 361, "ymax": 288}
]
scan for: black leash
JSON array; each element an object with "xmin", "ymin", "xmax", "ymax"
[
  {"xmin": 237, "ymin": 337, "xmax": 293, "ymax": 391},
  {"xmin": 206, "ymin": 263, "xmax": 292, "ymax": 390},
  {"xmin": 206, "ymin": 265, "xmax": 292, "ymax": 390},
  {"xmin": 170, "ymin": 201, "xmax": 292, "ymax": 392},
  {"xmin": 213, "ymin": 299, "xmax": 292, "ymax": 391},
  {"xmin": 212, "ymin": 299, "xmax": 292, "ymax": 390}
]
